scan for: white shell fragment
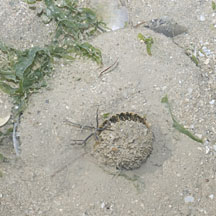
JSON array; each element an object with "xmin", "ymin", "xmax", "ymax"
[
  {"xmin": 0, "ymin": 114, "xmax": 10, "ymax": 127},
  {"xmin": 184, "ymin": 196, "xmax": 195, "ymax": 203},
  {"xmin": 209, "ymin": 194, "xmax": 214, "ymax": 200}
]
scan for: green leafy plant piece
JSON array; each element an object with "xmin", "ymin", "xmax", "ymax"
[
  {"xmin": 212, "ymin": 1, "xmax": 216, "ymax": 10},
  {"xmin": 191, "ymin": 55, "xmax": 199, "ymax": 66},
  {"xmin": 0, "ymin": 0, "xmax": 105, "ymax": 143},
  {"xmin": 138, "ymin": 33, "xmax": 154, "ymax": 56},
  {"xmin": 27, "ymin": 0, "xmax": 37, "ymax": 4},
  {"xmin": 44, "ymin": 0, "xmax": 105, "ymax": 39},
  {"xmin": 74, "ymin": 42, "xmax": 102, "ymax": 64},
  {"xmin": 0, "ymin": 43, "xmax": 53, "ymax": 116},
  {"xmin": 103, "ymin": 113, "xmax": 110, "ymax": 118},
  {"xmin": 161, "ymin": 95, "xmax": 203, "ymax": 143}
]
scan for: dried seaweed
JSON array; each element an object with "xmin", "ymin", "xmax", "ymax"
[
  {"xmin": 161, "ymin": 95, "xmax": 203, "ymax": 143},
  {"xmin": 138, "ymin": 33, "xmax": 154, "ymax": 56}
]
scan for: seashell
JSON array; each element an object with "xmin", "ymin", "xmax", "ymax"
[
  {"xmin": 0, "ymin": 114, "xmax": 10, "ymax": 127},
  {"xmin": 92, "ymin": 113, "xmax": 154, "ymax": 170}
]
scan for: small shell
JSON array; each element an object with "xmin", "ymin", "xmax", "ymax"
[{"xmin": 0, "ymin": 114, "xmax": 10, "ymax": 127}]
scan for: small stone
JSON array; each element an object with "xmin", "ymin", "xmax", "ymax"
[
  {"xmin": 198, "ymin": 51, "xmax": 205, "ymax": 57},
  {"xmin": 188, "ymin": 88, "xmax": 193, "ymax": 94},
  {"xmin": 197, "ymin": 147, "xmax": 202, "ymax": 151},
  {"xmin": 199, "ymin": 15, "xmax": 205, "ymax": 21},
  {"xmin": 209, "ymin": 194, "xmax": 214, "ymax": 200},
  {"xmin": 101, "ymin": 202, "xmax": 105, "ymax": 209},
  {"xmin": 202, "ymin": 47, "xmax": 211, "ymax": 56},
  {"xmin": 195, "ymin": 133, "xmax": 202, "ymax": 139},
  {"xmin": 205, "ymin": 146, "xmax": 210, "ymax": 154},
  {"xmin": 190, "ymin": 124, "xmax": 194, "ymax": 129},
  {"xmin": 184, "ymin": 196, "xmax": 194, "ymax": 203},
  {"xmin": 213, "ymin": 145, "xmax": 216, "ymax": 151},
  {"xmin": 162, "ymin": 86, "xmax": 167, "ymax": 91},
  {"xmin": 209, "ymin": 100, "xmax": 215, "ymax": 105},
  {"xmin": 204, "ymin": 59, "xmax": 210, "ymax": 65},
  {"xmin": 147, "ymin": 16, "xmax": 187, "ymax": 37}
]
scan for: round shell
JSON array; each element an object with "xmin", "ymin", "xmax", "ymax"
[{"xmin": 91, "ymin": 112, "xmax": 153, "ymax": 170}]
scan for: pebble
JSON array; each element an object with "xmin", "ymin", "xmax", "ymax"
[
  {"xmin": 101, "ymin": 202, "xmax": 105, "ymax": 209},
  {"xmin": 204, "ymin": 59, "xmax": 210, "ymax": 65},
  {"xmin": 213, "ymin": 145, "xmax": 216, "ymax": 151},
  {"xmin": 209, "ymin": 100, "xmax": 215, "ymax": 105},
  {"xmin": 198, "ymin": 51, "xmax": 205, "ymax": 57},
  {"xmin": 209, "ymin": 194, "xmax": 214, "ymax": 200},
  {"xmin": 184, "ymin": 195, "xmax": 195, "ymax": 203},
  {"xmin": 205, "ymin": 146, "xmax": 210, "ymax": 154},
  {"xmin": 199, "ymin": 15, "xmax": 206, "ymax": 22},
  {"xmin": 187, "ymin": 88, "xmax": 193, "ymax": 94},
  {"xmin": 202, "ymin": 46, "xmax": 211, "ymax": 56},
  {"xmin": 195, "ymin": 133, "xmax": 202, "ymax": 139}
]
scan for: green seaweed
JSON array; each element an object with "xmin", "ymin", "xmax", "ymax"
[
  {"xmin": 103, "ymin": 113, "xmax": 110, "ymax": 119},
  {"xmin": 191, "ymin": 55, "xmax": 199, "ymax": 66},
  {"xmin": 212, "ymin": 1, "xmax": 216, "ymax": 10},
  {"xmin": 27, "ymin": 0, "xmax": 104, "ymax": 63},
  {"xmin": 44, "ymin": 0, "xmax": 105, "ymax": 39},
  {"xmin": 0, "ymin": 0, "xmax": 106, "ymax": 147},
  {"xmin": 0, "ymin": 0, "xmax": 105, "ymax": 118},
  {"xmin": 0, "ymin": 43, "xmax": 53, "ymax": 116},
  {"xmin": 27, "ymin": 0, "xmax": 37, "ymax": 4},
  {"xmin": 138, "ymin": 33, "xmax": 154, "ymax": 56},
  {"xmin": 161, "ymin": 95, "xmax": 203, "ymax": 143}
]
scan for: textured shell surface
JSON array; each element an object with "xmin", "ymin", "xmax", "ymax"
[{"xmin": 91, "ymin": 113, "xmax": 154, "ymax": 170}]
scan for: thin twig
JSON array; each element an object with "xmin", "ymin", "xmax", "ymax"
[
  {"xmin": 71, "ymin": 133, "xmax": 94, "ymax": 146},
  {"xmin": 12, "ymin": 121, "xmax": 20, "ymax": 156},
  {"xmin": 133, "ymin": 21, "xmax": 146, "ymax": 28},
  {"xmin": 67, "ymin": 109, "xmax": 112, "ymax": 146},
  {"xmin": 64, "ymin": 119, "xmax": 95, "ymax": 130},
  {"xmin": 99, "ymin": 58, "xmax": 119, "ymax": 77}
]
